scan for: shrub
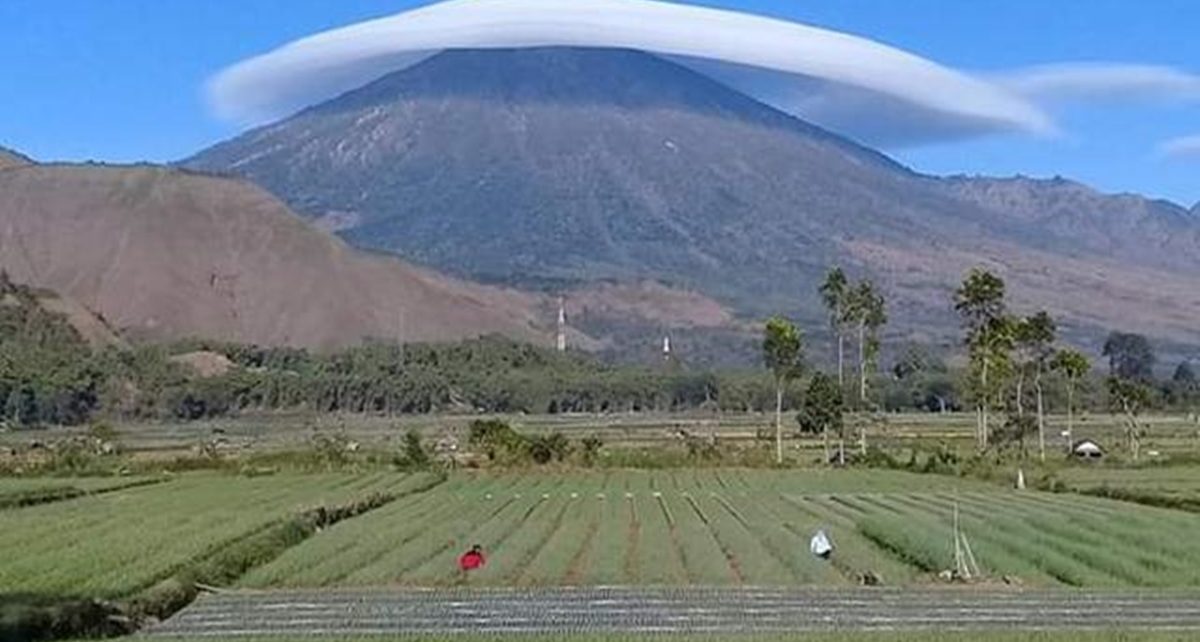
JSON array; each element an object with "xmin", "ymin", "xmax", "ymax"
[
  {"xmin": 467, "ymin": 419, "xmax": 526, "ymax": 462},
  {"xmin": 579, "ymin": 435, "xmax": 604, "ymax": 466},
  {"xmin": 398, "ymin": 429, "xmax": 429, "ymax": 469}
]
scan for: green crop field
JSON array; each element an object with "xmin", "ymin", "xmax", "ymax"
[
  {"xmin": 1056, "ymin": 466, "xmax": 1200, "ymax": 497},
  {"xmin": 235, "ymin": 469, "xmax": 1200, "ymax": 590},
  {"xmin": 0, "ymin": 472, "xmax": 435, "ymax": 598},
  {"xmin": 1049, "ymin": 465, "xmax": 1200, "ymax": 512}
]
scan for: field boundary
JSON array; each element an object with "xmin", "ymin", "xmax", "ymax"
[{"xmin": 0, "ymin": 476, "xmax": 169, "ymax": 510}]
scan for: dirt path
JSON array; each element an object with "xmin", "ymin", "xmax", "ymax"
[{"xmin": 147, "ymin": 587, "xmax": 1200, "ymax": 636}]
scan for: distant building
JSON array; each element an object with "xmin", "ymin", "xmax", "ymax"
[{"xmin": 1072, "ymin": 439, "xmax": 1105, "ymax": 460}]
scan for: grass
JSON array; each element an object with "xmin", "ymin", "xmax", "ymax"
[{"xmin": 0, "ymin": 471, "xmax": 436, "ymax": 598}]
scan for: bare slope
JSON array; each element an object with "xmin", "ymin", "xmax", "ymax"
[
  {"xmin": 185, "ymin": 47, "xmax": 1200, "ymax": 351},
  {"xmin": 0, "ymin": 164, "xmax": 551, "ymax": 349},
  {"xmin": 0, "ymin": 146, "xmax": 32, "ymax": 171}
]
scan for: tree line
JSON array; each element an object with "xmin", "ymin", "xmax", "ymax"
[
  {"xmin": 762, "ymin": 266, "xmax": 1199, "ymax": 463},
  {"xmin": 0, "ymin": 271, "xmax": 1195, "ymax": 431}
]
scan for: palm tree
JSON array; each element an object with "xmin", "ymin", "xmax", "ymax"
[
  {"xmin": 819, "ymin": 268, "xmax": 850, "ymax": 388},
  {"xmin": 848, "ymin": 280, "xmax": 887, "ymax": 407}
]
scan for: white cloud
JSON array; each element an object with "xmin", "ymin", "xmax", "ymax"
[
  {"xmin": 208, "ymin": 0, "xmax": 1051, "ymax": 147},
  {"xmin": 1158, "ymin": 135, "xmax": 1200, "ymax": 160},
  {"xmin": 997, "ymin": 63, "xmax": 1200, "ymax": 104}
]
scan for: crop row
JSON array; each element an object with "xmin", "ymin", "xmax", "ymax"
[
  {"xmin": 846, "ymin": 488, "xmax": 1200, "ymax": 587},
  {"xmin": 0, "ymin": 472, "xmax": 434, "ymax": 597},
  {"xmin": 240, "ymin": 469, "xmax": 1200, "ymax": 590},
  {"xmin": 238, "ymin": 470, "xmax": 965, "ymax": 588}
]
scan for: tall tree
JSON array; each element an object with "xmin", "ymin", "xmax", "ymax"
[
  {"xmin": 954, "ymin": 268, "xmax": 1009, "ymax": 449},
  {"xmin": 1051, "ymin": 348, "xmax": 1090, "ymax": 454},
  {"xmin": 1102, "ymin": 332, "xmax": 1156, "ymax": 382},
  {"xmin": 1013, "ymin": 311, "xmax": 1056, "ymax": 460},
  {"xmin": 848, "ymin": 279, "xmax": 887, "ymax": 407},
  {"xmin": 819, "ymin": 268, "xmax": 851, "ymax": 388},
  {"xmin": 763, "ymin": 316, "xmax": 804, "ymax": 464}
]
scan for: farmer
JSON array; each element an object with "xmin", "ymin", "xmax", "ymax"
[
  {"xmin": 810, "ymin": 529, "xmax": 834, "ymax": 560},
  {"xmin": 458, "ymin": 544, "xmax": 486, "ymax": 573}
]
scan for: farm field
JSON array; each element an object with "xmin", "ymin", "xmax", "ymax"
[
  {"xmin": 0, "ymin": 471, "xmax": 437, "ymax": 598},
  {"xmin": 237, "ymin": 469, "xmax": 1200, "ymax": 590},
  {"xmin": 1055, "ymin": 466, "xmax": 1200, "ymax": 498},
  {"xmin": 6, "ymin": 411, "xmax": 1195, "ymax": 461},
  {"xmin": 0, "ymin": 474, "xmax": 164, "ymax": 506}
]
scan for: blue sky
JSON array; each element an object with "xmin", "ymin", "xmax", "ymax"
[{"xmin": 1, "ymin": 0, "xmax": 1197, "ymax": 205}]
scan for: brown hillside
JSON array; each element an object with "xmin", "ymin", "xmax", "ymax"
[
  {"xmin": 0, "ymin": 147, "xmax": 31, "ymax": 171},
  {"xmin": 0, "ymin": 164, "xmax": 553, "ymax": 349},
  {"xmin": 35, "ymin": 291, "xmax": 127, "ymax": 348}
]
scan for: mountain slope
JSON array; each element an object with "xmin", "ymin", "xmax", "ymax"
[
  {"xmin": 185, "ymin": 47, "xmax": 1200, "ymax": 351},
  {"xmin": 0, "ymin": 146, "xmax": 32, "ymax": 171},
  {"xmin": 0, "ymin": 163, "xmax": 553, "ymax": 349}
]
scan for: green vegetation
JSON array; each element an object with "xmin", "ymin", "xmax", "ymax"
[
  {"xmin": 0, "ymin": 476, "xmax": 163, "ymax": 509},
  {"xmin": 6, "ymin": 467, "xmax": 1200, "ymax": 641},
  {"xmin": 762, "ymin": 316, "xmax": 805, "ymax": 463},
  {"xmin": 1050, "ymin": 465, "xmax": 1200, "ymax": 512},
  {"xmin": 225, "ymin": 470, "xmax": 1200, "ymax": 590},
  {"xmin": 0, "ymin": 472, "xmax": 436, "ymax": 598},
  {"xmin": 0, "ymin": 273, "xmax": 104, "ymax": 427}
]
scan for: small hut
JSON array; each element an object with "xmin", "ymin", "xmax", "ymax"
[{"xmin": 1072, "ymin": 439, "xmax": 1105, "ymax": 460}]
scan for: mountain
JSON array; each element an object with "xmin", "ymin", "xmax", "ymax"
[
  {"xmin": 185, "ymin": 47, "xmax": 1200, "ymax": 353},
  {"xmin": 0, "ymin": 162, "xmax": 556, "ymax": 350},
  {"xmin": 0, "ymin": 146, "xmax": 32, "ymax": 171}
]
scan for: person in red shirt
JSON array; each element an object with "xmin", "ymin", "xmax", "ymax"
[{"xmin": 458, "ymin": 544, "xmax": 486, "ymax": 573}]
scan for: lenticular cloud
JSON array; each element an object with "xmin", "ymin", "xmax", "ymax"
[{"xmin": 208, "ymin": 0, "xmax": 1053, "ymax": 146}]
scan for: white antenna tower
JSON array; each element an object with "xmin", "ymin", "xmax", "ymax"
[
  {"xmin": 556, "ymin": 297, "xmax": 567, "ymax": 352},
  {"xmin": 663, "ymin": 335, "xmax": 672, "ymax": 360}
]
